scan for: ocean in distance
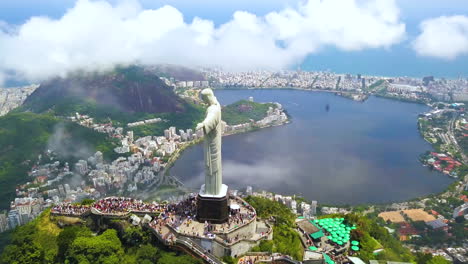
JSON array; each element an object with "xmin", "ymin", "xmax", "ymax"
[{"xmin": 170, "ymin": 89, "xmax": 454, "ymax": 205}]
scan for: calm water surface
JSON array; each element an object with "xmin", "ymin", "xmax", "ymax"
[{"xmin": 170, "ymin": 89, "xmax": 453, "ymax": 205}]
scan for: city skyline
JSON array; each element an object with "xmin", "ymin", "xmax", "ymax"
[{"xmin": 0, "ymin": 0, "xmax": 468, "ymax": 86}]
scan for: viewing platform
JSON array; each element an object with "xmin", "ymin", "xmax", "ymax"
[{"xmin": 51, "ymin": 194, "xmax": 274, "ymax": 260}]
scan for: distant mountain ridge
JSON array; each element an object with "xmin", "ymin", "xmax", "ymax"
[
  {"xmin": 21, "ymin": 65, "xmax": 186, "ymax": 116},
  {"xmin": 147, "ymin": 64, "xmax": 206, "ymax": 81}
]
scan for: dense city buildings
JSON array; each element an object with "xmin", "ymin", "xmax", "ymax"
[{"xmin": 171, "ymin": 69, "xmax": 468, "ymax": 105}]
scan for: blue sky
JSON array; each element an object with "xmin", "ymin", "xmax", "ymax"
[{"xmin": 0, "ymin": 0, "xmax": 467, "ymax": 82}]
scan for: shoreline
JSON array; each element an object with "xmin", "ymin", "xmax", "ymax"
[
  {"xmin": 214, "ymin": 86, "xmax": 432, "ymax": 105},
  {"xmin": 208, "ymin": 88, "xmax": 464, "ymax": 207},
  {"xmin": 160, "ymin": 110, "xmax": 290, "ymax": 186}
]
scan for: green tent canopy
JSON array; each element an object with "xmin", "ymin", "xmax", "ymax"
[
  {"xmin": 310, "ymin": 230, "xmax": 325, "ymax": 240},
  {"xmin": 309, "ymin": 246, "xmax": 318, "ymax": 251},
  {"xmin": 322, "ymin": 253, "xmax": 335, "ymax": 264},
  {"xmin": 351, "ymin": 246, "xmax": 360, "ymax": 251},
  {"xmin": 351, "ymin": 241, "xmax": 359, "ymax": 246}
]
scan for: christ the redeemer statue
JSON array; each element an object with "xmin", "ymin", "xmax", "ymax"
[{"xmin": 196, "ymin": 88, "xmax": 227, "ymax": 197}]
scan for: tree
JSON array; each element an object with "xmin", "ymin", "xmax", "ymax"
[
  {"xmin": 1, "ymin": 243, "xmax": 43, "ymax": 264},
  {"xmin": 122, "ymin": 226, "xmax": 150, "ymax": 247},
  {"xmin": 415, "ymin": 252, "xmax": 433, "ymax": 264},
  {"xmin": 80, "ymin": 199, "xmax": 95, "ymax": 205},
  {"xmin": 0, "ymin": 222, "xmax": 44, "ymax": 264},
  {"xmin": 222, "ymin": 256, "xmax": 236, "ymax": 264},
  {"xmin": 427, "ymin": 256, "xmax": 451, "ymax": 264},
  {"xmin": 413, "ymin": 221, "xmax": 426, "ymax": 232},
  {"xmin": 66, "ymin": 229, "xmax": 124, "ymax": 264},
  {"xmin": 136, "ymin": 244, "xmax": 160, "ymax": 263},
  {"xmin": 454, "ymin": 215, "xmax": 465, "ymax": 224},
  {"xmin": 56, "ymin": 226, "xmax": 91, "ymax": 262},
  {"xmin": 158, "ymin": 252, "xmax": 201, "ymax": 264}
]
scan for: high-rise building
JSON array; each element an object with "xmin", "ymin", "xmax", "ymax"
[
  {"xmin": 15, "ymin": 199, "xmax": 32, "ymax": 217},
  {"xmin": 127, "ymin": 131, "xmax": 134, "ymax": 144},
  {"xmin": 64, "ymin": 184, "xmax": 71, "ymax": 194},
  {"xmin": 20, "ymin": 213, "xmax": 30, "ymax": 225},
  {"xmin": 179, "ymin": 129, "xmax": 188, "ymax": 141},
  {"xmin": 0, "ymin": 212, "xmax": 8, "ymax": 232},
  {"xmin": 94, "ymin": 151, "xmax": 104, "ymax": 164},
  {"xmin": 7, "ymin": 209, "xmax": 21, "ymax": 229},
  {"xmin": 453, "ymin": 203, "xmax": 468, "ymax": 219},
  {"xmin": 164, "ymin": 141, "xmax": 176, "ymax": 155},
  {"xmin": 290, "ymin": 200, "xmax": 297, "ymax": 214},
  {"xmin": 58, "ymin": 185, "xmax": 66, "ymax": 196},
  {"xmin": 246, "ymin": 186, "xmax": 253, "ymax": 196},
  {"xmin": 169, "ymin": 127, "xmax": 176, "ymax": 136},
  {"xmin": 164, "ymin": 129, "xmax": 171, "ymax": 139},
  {"xmin": 311, "ymin": 200, "xmax": 317, "ymax": 216},
  {"xmin": 187, "ymin": 129, "xmax": 193, "ymax": 140},
  {"xmin": 301, "ymin": 202, "xmax": 311, "ymax": 219},
  {"xmin": 75, "ymin": 160, "xmax": 88, "ymax": 175}
]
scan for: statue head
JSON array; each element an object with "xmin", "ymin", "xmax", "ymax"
[{"xmin": 201, "ymin": 88, "xmax": 218, "ymax": 105}]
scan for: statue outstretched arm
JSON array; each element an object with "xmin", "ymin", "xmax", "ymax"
[{"xmin": 196, "ymin": 106, "xmax": 219, "ymax": 134}]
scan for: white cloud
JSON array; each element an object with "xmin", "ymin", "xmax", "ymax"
[
  {"xmin": 413, "ymin": 15, "xmax": 468, "ymax": 60},
  {"xmin": 0, "ymin": 0, "xmax": 406, "ymax": 84}
]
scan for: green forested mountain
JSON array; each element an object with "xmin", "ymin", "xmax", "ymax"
[{"xmin": 19, "ymin": 66, "xmax": 189, "ymax": 124}]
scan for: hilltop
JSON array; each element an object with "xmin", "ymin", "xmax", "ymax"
[
  {"xmin": 19, "ymin": 66, "xmax": 188, "ymax": 124},
  {"xmin": 146, "ymin": 64, "xmax": 206, "ymax": 81},
  {"xmin": 222, "ymin": 100, "xmax": 278, "ymax": 125}
]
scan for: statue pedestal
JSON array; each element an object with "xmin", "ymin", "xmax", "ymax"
[{"xmin": 197, "ymin": 184, "xmax": 229, "ymax": 224}]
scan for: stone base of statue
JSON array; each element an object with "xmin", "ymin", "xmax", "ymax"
[{"xmin": 197, "ymin": 184, "xmax": 229, "ymax": 224}]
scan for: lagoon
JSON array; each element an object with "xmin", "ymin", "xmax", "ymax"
[{"xmin": 171, "ymin": 89, "xmax": 453, "ymax": 205}]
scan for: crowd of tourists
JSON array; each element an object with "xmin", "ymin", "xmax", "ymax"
[
  {"xmin": 149, "ymin": 195, "xmax": 198, "ymax": 237},
  {"xmin": 51, "ymin": 203, "xmax": 90, "ymax": 216},
  {"xmin": 238, "ymin": 255, "xmax": 268, "ymax": 264},
  {"xmin": 216, "ymin": 202, "xmax": 256, "ymax": 234},
  {"xmin": 92, "ymin": 197, "xmax": 165, "ymax": 214},
  {"xmin": 237, "ymin": 254, "xmax": 292, "ymax": 264}
]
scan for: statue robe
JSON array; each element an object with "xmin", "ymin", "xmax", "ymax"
[{"xmin": 202, "ymin": 103, "xmax": 223, "ymax": 195}]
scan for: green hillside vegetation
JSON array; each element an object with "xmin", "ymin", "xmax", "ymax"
[
  {"xmin": 18, "ymin": 65, "xmax": 189, "ymax": 127},
  {"xmin": 0, "ymin": 112, "xmax": 118, "ymax": 210},
  {"xmin": 0, "ymin": 230, "xmax": 12, "ymax": 255},
  {"xmin": 338, "ymin": 214, "xmax": 415, "ymax": 262},
  {"xmin": 367, "ymin": 80, "xmax": 386, "ymax": 92},
  {"xmin": 0, "ymin": 210, "xmax": 201, "ymax": 264},
  {"xmin": 245, "ymin": 196, "xmax": 304, "ymax": 260},
  {"xmin": 222, "ymin": 100, "xmax": 277, "ymax": 125},
  {"xmin": 130, "ymin": 102, "xmax": 205, "ymax": 137}
]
